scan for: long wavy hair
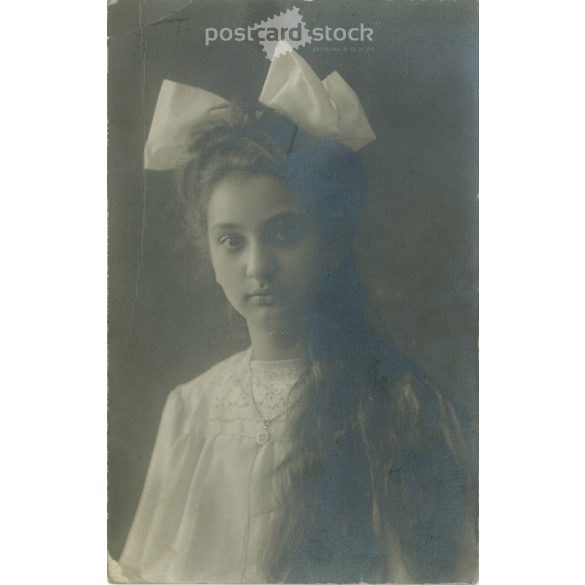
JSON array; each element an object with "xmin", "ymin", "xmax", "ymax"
[{"xmin": 175, "ymin": 106, "xmax": 471, "ymax": 583}]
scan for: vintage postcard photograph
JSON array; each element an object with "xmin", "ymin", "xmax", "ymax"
[{"xmin": 108, "ymin": 1, "xmax": 478, "ymax": 582}]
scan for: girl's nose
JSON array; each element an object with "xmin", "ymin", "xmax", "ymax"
[{"xmin": 246, "ymin": 241, "xmax": 276, "ymax": 281}]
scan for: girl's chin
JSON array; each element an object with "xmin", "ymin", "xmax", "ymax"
[{"xmin": 244, "ymin": 308, "xmax": 301, "ymax": 333}]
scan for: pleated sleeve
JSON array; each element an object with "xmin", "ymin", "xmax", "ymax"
[{"xmin": 117, "ymin": 387, "xmax": 187, "ymax": 581}]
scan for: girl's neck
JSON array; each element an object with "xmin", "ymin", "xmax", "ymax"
[{"xmin": 248, "ymin": 326, "xmax": 304, "ymax": 361}]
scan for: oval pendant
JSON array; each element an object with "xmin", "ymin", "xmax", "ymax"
[{"xmin": 256, "ymin": 428, "xmax": 270, "ymax": 445}]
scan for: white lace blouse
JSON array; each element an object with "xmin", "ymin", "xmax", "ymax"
[{"xmin": 117, "ymin": 347, "xmax": 306, "ymax": 583}]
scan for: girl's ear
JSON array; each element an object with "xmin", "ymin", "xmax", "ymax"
[
  {"xmin": 329, "ymin": 254, "xmax": 342, "ymax": 271},
  {"xmin": 326, "ymin": 237, "xmax": 350, "ymax": 270}
]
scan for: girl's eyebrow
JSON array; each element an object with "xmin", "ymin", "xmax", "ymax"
[
  {"xmin": 211, "ymin": 212, "xmax": 306, "ymax": 232},
  {"xmin": 263, "ymin": 211, "xmax": 306, "ymax": 226},
  {"xmin": 210, "ymin": 222, "xmax": 243, "ymax": 232}
]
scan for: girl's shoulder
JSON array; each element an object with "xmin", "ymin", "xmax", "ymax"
[
  {"xmin": 169, "ymin": 348, "xmax": 250, "ymax": 406},
  {"xmin": 142, "ymin": 349, "xmax": 252, "ymax": 456},
  {"xmin": 371, "ymin": 345, "xmax": 471, "ymax": 463},
  {"xmin": 374, "ymin": 345, "xmax": 458, "ymax": 416}
]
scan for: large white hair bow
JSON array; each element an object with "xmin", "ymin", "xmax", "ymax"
[{"xmin": 144, "ymin": 43, "xmax": 375, "ymax": 171}]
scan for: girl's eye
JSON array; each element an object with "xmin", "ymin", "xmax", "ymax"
[
  {"xmin": 218, "ymin": 235, "xmax": 243, "ymax": 250},
  {"xmin": 274, "ymin": 229, "xmax": 291, "ymax": 241},
  {"xmin": 268, "ymin": 225, "xmax": 303, "ymax": 245}
]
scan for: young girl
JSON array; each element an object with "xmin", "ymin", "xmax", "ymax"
[{"xmin": 114, "ymin": 49, "xmax": 476, "ymax": 584}]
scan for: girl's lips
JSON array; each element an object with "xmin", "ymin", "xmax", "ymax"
[
  {"xmin": 249, "ymin": 294, "xmax": 276, "ymax": 306},
  {"xmin": 247, "ymin": 289, "xmax": 280, "ymax": 306},
  {"xmin": 247, "ymin": 288, "xmax": 276, "ymax": 297}
]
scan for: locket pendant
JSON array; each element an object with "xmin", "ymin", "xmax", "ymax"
[{"xmin": 256, "ymin": 423, "xmax": 271, "ymax": 446}]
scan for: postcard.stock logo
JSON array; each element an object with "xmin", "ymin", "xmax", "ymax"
[{"xmin": 204, "ymin": 6, "xmax": 374, "ymax": 60}]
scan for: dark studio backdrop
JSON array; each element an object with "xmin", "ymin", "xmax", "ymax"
[{"xmin": 108, "ymin": 0, "xmax": 478, "ymax": 560}]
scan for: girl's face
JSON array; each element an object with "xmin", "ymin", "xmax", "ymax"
[{"xmin": 207, "ymin": 171, "xmax": 330, "ymax": 334}]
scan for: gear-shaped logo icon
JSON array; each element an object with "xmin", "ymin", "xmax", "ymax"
[{"xmin": 251, "ymin": 7, "xmax": 312, "ymax": 61}]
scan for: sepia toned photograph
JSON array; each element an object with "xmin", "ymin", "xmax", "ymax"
[{"xmin": 108, "ymin": 1, "xmax": 479, "ymax": 583}]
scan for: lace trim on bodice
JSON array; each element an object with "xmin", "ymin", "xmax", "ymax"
[
  {"xmin": 250, "ymin": 357, "xmax": 305, "ymax": 421},
  {"xmin": 208, "ymin": 349, "xmax": 305, "ymax": 423}
]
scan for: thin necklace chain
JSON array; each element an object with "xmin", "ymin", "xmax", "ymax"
[
  {"xmin": 247, "ymin": 360, "xmax": 288, "ymax": 429},
  {"xmin": 247, "ymin": 354, "xmax": 303, "ymax": 444}
]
